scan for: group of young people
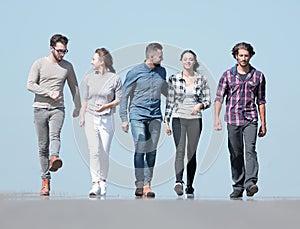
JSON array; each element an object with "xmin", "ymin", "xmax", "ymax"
[{"xmin": 27, "ymin": 34, "xmax": 266, "ymax": 199}]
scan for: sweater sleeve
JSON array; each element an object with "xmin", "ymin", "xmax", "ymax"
[
  {"xmin": 27, "ymin": 59, "xmax": 51, "ymax": 97},
  {"xmin": 66, "ymin": 64, "xmax": 81, "ymax": 111}
]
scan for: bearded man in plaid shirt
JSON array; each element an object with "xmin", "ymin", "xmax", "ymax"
[{"xmin": 214, "ymin": 42, "xmax": 267, "ymax": 199}]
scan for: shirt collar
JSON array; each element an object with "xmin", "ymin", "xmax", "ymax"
[{"xmin": 231, "ymin": 64, "xmax": 256, "ymax": 76}]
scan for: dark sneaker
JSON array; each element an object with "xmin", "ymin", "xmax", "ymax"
[
  {"xmin": 135, "ymin": 187, "xmax": 143, "ymax": 197},
  {"xmin": 230, "ymin": 190, "xmax": 243, "ymax": 199},
  {"xmin": 49, "ymin": 156, "xmax": 63, "ymax": 172},
  {"xmin": 174, "ymin": 182, "xmax": 184, "ymax": 196},
  {"xmin": 185, "ymin": 186, "xmax": 194, "ymax": 199},
  {"xmin": 246, "ymin": 184, "xmax": 258, "ymax": 197}
]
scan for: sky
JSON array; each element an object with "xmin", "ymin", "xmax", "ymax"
[{"xmin": 0, "ymin": 0, "xmax": 299, "ymax": 198}]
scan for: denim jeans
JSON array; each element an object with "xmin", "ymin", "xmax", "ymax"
[
  {"xmin": 172, "ymin": 118, "xmax": 202, "ymax": 188},
  {"xmin": 227, "ymin": 121, "xmax": 258, "ymax": 191},
  {"xmin": 34, "ymin": 107, "xmax": 65, "ymax": 179},
  {"xmin": 130, "ymin": 119, "xmax": 161, "ymax": 186},
  {"xmin": 84, "ymin": 112, "xmax": 114, "ymax": 183}
]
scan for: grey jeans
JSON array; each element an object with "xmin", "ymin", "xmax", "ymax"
[
  {"xmin": 34, "ymin": 107, "xmax": 65, "ymax": 179},
  {"xmin": 227, "ymin": 121, "xmax": 258, "ymax": 191}
]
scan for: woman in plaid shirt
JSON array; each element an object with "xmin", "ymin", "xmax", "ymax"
[{"xmin": 164, "ymin": 50, "xmax": 211, "ymax": 198}]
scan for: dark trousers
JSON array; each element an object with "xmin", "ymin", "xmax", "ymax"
[
  {"xmin": 172, "ymin": 118, "xmax": 202, "ymax": 188},
  {"xmin": 227, "ymin": 121, "xmax": 258, "ymax": 191}
]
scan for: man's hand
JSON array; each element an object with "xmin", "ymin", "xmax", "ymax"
[
  {"xmin": 258, "ymin": 125, "xmax": 267, "ymax": 137},
  {"xmin": 122, "ymin": 121, "xmax": 129, "ymax": 133},
  {"xmin": 214, "ymin": 117, "xmax": 222, "ymax": 131},
  {"xmin": 49, "ymin": 91, "xmax": 62, "ymax": 101},
  {"xmin": 72, "ymin": 109, "xmax": 80, "ymax": 118}
]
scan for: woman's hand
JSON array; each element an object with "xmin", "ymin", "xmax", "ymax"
[
  {"xmin": 95, "ymin": 104, "xmax": 108, "ymax": 113},
  {"xmin": 191, "ymin": 103, "xmax": 203, "ymax": 115}
]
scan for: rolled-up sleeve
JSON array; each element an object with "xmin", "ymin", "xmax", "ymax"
[
  {"xmin": 257, "ymin": 73, "xmax": 266, "ymax": 105},
  {"xmin": 164, "ymin": 76, "xmax": 176, "ymax": 123},
  {"xmin": 214, "ymin": 72, "xmax": 228, "ymax": 104}
]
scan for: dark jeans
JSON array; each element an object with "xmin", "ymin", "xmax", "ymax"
[
  {"xmin": 227, "ymin": 121, "xmax": 258, "ymax": 191},
  {"xmin": 172, "ymin": 118, "xmax": 202, "ymax": 188},
  {"xmin": 130, "ymin": 119, "xmax": 161, "ymax": 186}
]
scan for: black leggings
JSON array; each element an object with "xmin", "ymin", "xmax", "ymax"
[{"xmin": 172, "ymin": 118, "xmax": 202, "ymax": 187}]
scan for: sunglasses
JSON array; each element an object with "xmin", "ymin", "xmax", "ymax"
[{"xmin": 52, "ymin": 47, "xmax": 68, "ymax": 54}]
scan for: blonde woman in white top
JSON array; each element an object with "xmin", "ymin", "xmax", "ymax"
[{"xmin": 79, "ymin": 48, "xmax": 122, "ymax": 196}]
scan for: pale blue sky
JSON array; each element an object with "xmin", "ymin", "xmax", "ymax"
[{"xmin": 1, "ymin": 0, "xmax": 299, "ymax": 198}]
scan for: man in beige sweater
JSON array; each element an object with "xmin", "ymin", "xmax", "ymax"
[{"xmin": 27, "ymin": 34, "xmax": 81, "ymax": 196}]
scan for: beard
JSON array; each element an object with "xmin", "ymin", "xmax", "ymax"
[{"xmin": 52, "ymin": 51, "xmax": 63, "ymax": 62}]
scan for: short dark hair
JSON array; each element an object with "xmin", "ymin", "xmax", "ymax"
[
  {"xmin": 145, "ymin": 42, "xmax": 163, "ymax": 58},
  {"xmin": 232, "ymin": 42, "xmax": 255, "ymax": 59},
  {"xmin": 50, "ymin": 34, "xmax": 69, "ymax": 47}
]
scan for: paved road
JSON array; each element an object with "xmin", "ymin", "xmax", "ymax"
[{"xmin": 1, "ymin": 194, "xmax": 299, "ymax": 229}]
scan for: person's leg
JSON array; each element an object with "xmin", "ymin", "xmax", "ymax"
[
  {"xmin": 144, "ymin": 119, "xmax": 161, "ymax": 185},
  {"xmin": 172, "ymin": 118, "xmax": 186, "ymax": 183},
  {"xmin": 186, "ymin": 119, "xmax": 202, "ymax": 190},
  {"xmin": 227, "ymin": 123, "xmax": 245, "ymax": 197},
  {"xmin": 243, "ymin": 121, "xmax": 259, "ymax": 195},
  {"xmin": 84, "ymin": 113, "xmax": 101, "ymax": 183},
  {"xmin": 34, "ymin": 108, "xmax": 50, "ymax": 180},
  {"xmin": 48, "ymin": 108, "xmax": 65, "ymax": 172},
  {"xmin": 34, "ymin": 108, "xmax": 51, "ymax": 195},
  {"xmin": 97, "ymin": 115, "xmax": 114, "ymax": 195},
  {"xmin": 131, "ymin": 120, "xmax": 147, "ymax": 189},
  {"xmin": 48, "ymin": 108, "xmax": 65, "ymax": 157},
  {"xmin": 84, "ymin": 113, "xmax": 102, "ymax": 196}
]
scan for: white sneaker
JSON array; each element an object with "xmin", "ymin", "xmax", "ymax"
[
  {"xmin": 99, "ymin": 180, "xmax": 107, "ymax": 196},
  {"xmin": 89, "ymin": 183, "xmax": 100, "ymax": 196}
]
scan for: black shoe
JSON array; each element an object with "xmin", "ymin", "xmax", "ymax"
[
  {"xmin": 185, "ymin": 186, "xmax": 194, "ymax": 199},
  {"xmin": 246, "ymin": 184, "xmax": 258, "ymax": 197},
  {"xmin": 230, "ymin": 190, "xmax": 243, "ymax": 199},
  {"xmin": 135, "ymin": 187, "xmax": 143, "ymax": 197}
]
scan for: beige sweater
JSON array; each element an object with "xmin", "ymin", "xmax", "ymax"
[{"xmin": 27, "ymin": 57, "xmax": 81, "ymax": 110}]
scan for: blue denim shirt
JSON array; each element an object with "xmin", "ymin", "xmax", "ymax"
[{"xmin": 119, "ymin": 63, "xmax": 167, "ymax": 122}]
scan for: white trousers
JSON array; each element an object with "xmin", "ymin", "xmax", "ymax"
[{"xmin": 84, "ymin": 112, "xmax": 114, "ymax": 183}]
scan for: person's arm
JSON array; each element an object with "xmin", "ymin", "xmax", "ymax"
[
  {"xmin": 79, "ymin": 100, "xmax": 88, "ymax": 127},
  {"xmin": 164, "ymin": 75, "xmax": 176, "ymax": 135},
  {"xmin": 258, "ymin": 104, "xmax": 267, "ymax": 137},
  {"xmin": 192, "ymin": 75, "xmax": 211, "ymax": 114},
  {"xmin": 66, "ymin": 64, "xmax": 81, "ymax": 118},
  {"xmin": 119, "ymin": 70, "xmax": 135, "ymax": 133},
  {"xmin": 214, "ymin": 72, "xmax": 228, "ymax": 131},
  {"xmin": 27, "ymin": 59, "xmax": 57, "ymax": 98},
  {"xmin": 95, "ymin": 76, "xmax": 122, "ymax": 112},
  {"xmin": 214, "ymin": 101, "xmax": 223, "ymax": 130},
  {"xmin": 257, "ymin": 73, "xmax": 267, "ymax": 137}
]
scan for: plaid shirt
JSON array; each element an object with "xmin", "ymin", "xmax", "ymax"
[
  {"xmin": 215, "ymin": 65, "xmax": 266, "ymax": 126},
  {"xmin": 164, "ymin": 72, "xmax": 211, "ymax": 123}
]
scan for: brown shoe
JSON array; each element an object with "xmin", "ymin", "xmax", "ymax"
[
  {"xmin": 143, "ymin": 183, "xmax": 155, "ymax": 198},
  {"xmin": 40, "ymin": 178, "xmax": 50, "ymax": 196},
  {"xmin": 49, "ymin": 156, "xmax": 63, "ymax": 172}
]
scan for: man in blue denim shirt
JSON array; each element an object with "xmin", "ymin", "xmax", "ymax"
[{"xmin": 119, "ymin": 43, "xmax": 167, "ymax": 198}]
